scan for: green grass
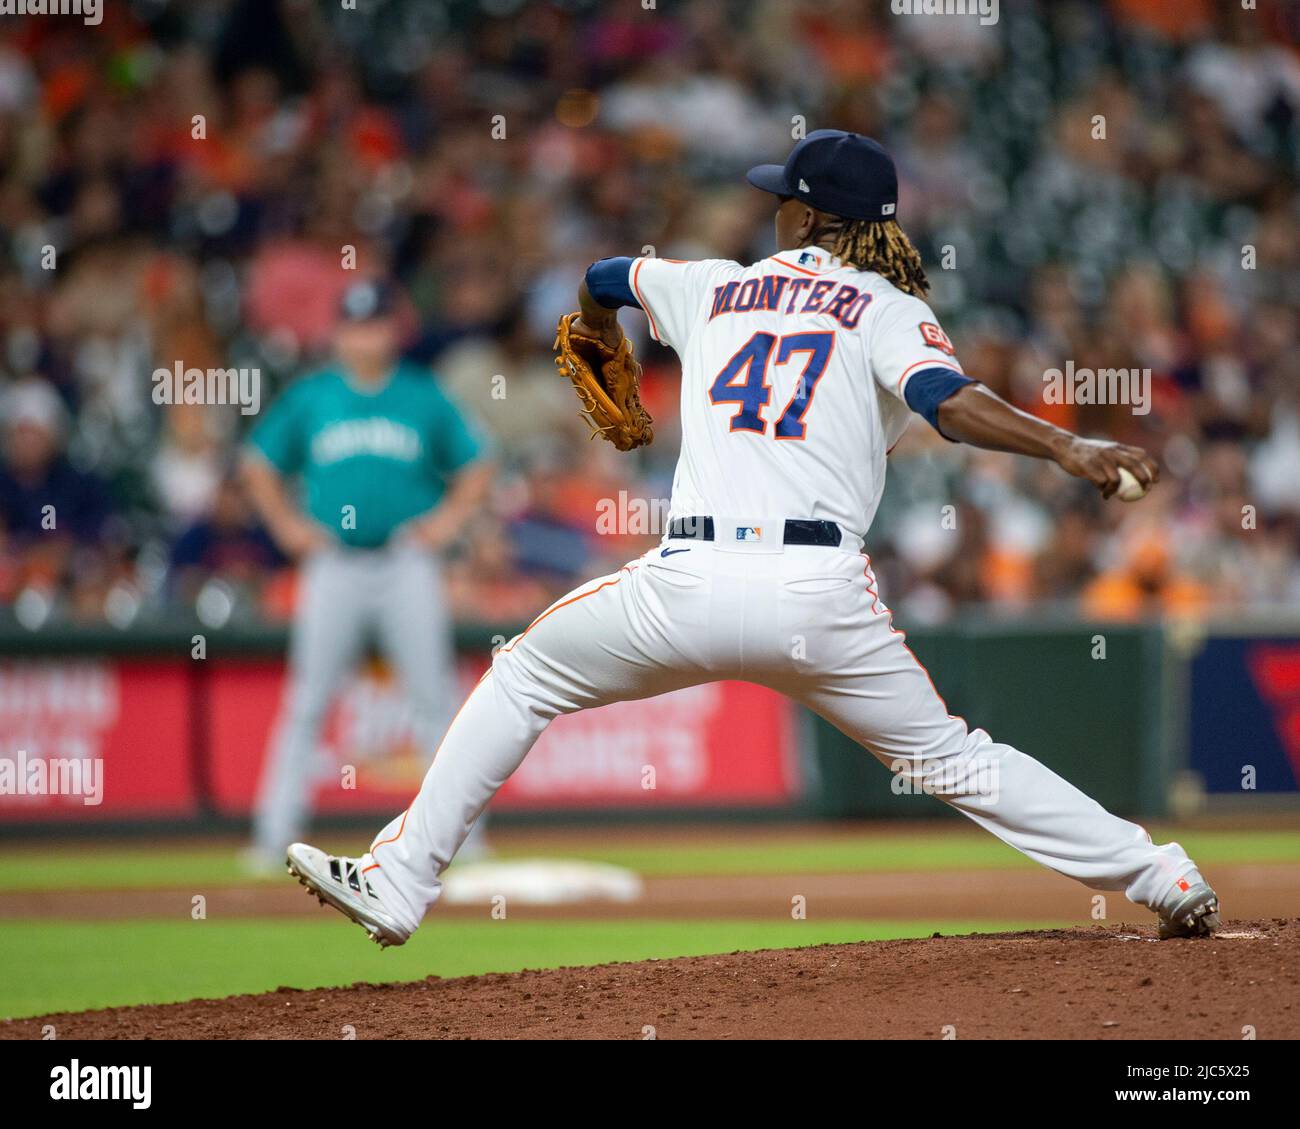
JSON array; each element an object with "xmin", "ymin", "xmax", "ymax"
[
  {"xmin": 0, "ymin": 828, "xmax": 1295, "ymax": 892},
  {"xmin": 0, "ymin": 918, "xmax": 1050, "ymax": 1020}
]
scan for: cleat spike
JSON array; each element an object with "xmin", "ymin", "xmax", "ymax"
[{"xmin": 1157, "ymin": 880, "xmax": 1221, "ymax": 940}]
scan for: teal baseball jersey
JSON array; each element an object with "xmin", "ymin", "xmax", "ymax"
[{"xmin": 248, "ymin": 363, "xmax": 486, "ymax": 548}]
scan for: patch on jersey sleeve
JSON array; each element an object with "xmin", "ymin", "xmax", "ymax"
[{"xmin": 919, "ymin": 322, "xmax": 955, "ymax": 356}]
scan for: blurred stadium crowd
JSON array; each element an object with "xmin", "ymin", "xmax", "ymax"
[{"xmin": 0, "ymin": 0, "xmax": 1298, "ymax": 629}]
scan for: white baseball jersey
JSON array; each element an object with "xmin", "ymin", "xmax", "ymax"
[{"xmin": 628, "ymin": 245, "xmax": 965, "ymax": 540}]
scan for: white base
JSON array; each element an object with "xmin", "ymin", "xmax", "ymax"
[{"xmin": 440, "ymin": 858, "xmax": 644, "ymax": 906}]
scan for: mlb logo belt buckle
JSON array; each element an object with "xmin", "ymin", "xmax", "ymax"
[{"xmin": 667, "ymin": 517, "xmax": 842, "ymax": 550}]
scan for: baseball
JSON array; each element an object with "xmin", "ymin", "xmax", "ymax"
[{"xmin": 1116, "ymin": 466, "xmax": 1149, "ymax": 502}]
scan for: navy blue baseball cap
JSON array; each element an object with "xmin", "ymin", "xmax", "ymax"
[
  {"xmin": 746, "ymin": 129, "xmax": 898, "ymax": 222},
  {"xmin": 338, "ymin": 279, "xmax": 398, "ymax": 322}
]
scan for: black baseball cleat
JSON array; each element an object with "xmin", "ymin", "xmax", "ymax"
[
  {"xmin": 1156, "ymin": 875, "xmax": 1221, "ymax": 940},
  {"xmin": 286, "ymin": 842, "xmax": 412, "ymax": 948}
]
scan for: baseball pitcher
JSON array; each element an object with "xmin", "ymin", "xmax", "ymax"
[
  {"xmin": 286, "ymin": 132, "xmax": 1219, "ymax": 944},
  {"xmin": 243, "ymin": 280, "xmax": 493, "ymax": 867}
]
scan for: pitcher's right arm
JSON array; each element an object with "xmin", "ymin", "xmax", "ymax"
[{"xmin": 937, "ymin": 383, "xmax": 1159, "ymax": 500}]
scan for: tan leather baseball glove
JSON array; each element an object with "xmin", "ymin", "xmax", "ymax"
[{"xmin": 553, "ymin": 313, "xmax": 654, "ymax": 452}]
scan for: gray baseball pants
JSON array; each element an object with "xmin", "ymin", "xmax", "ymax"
[{"xmin": 252, "ymin": 542, "xmax": 470, "ymax": 858}]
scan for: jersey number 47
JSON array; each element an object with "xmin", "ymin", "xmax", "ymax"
[{"xmin": 708, "ymin": 331, "xmax": 834, "ymax": 441}]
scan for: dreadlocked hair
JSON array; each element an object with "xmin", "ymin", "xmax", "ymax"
[{"xmin": 818, "ymin": 217, "xmax": 930, "ymax": 298}]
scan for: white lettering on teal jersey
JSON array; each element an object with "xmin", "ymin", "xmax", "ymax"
[{"xmin": 310, "ymin": 418, "xmax": 423, "ymax": 466}]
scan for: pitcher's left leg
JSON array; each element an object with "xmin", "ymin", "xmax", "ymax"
[{"xmin": 358, "ymin": 559, "xmax": 708, "ymax": 933}]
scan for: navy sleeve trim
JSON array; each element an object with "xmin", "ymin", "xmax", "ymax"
[
  {"xmin": 584, "ymin": 257, "xmax": 640, "ymax": 310},
  {"xmin": 903, "ymin": 366, "xmax": 976, "ymax": 440}
]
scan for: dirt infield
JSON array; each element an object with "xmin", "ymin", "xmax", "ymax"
[
  {"xmin": 4, "ymin": 861, "xmax": 1297, "ymax": 924},
  {"xmin": 5, "ymin": 919, "xmax": 1296, "ymax": 1040}
]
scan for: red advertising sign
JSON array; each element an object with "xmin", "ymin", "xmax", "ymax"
[
  {"xmin": 0, "ymin": 655, "xmax": 801, "ymax": 824},
  {"xmin": 206, "ymin": 659, "xmax": 801, "ymax": 814},
  {"xmin": 205, "ymin": 658, "xmax": 434, "ymax": 816},
  {"xmin": 0, "ymin": 660, "xmax": 194, "ymax": 820}
]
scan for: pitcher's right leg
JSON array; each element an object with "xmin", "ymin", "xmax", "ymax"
[{"xmin": 789, "ymin": 561, "xmax": 1216, "ymax": 933}]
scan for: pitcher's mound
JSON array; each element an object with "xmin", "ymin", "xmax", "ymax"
[{"xmin": 4, "ymin": 919, "xmax": 1296, "ymax": 1040}]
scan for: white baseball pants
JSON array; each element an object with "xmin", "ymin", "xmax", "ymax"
[{"xmin": 364, "ymin": 532, "xmax": 1196, "ymax": 932}]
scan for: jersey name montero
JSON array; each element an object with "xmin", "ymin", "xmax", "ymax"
[{"xmin": 709, "ymin": 274, "xmax": 871, "ymax": 328}]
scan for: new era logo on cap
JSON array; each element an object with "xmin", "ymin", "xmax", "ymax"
[
  {"xmin": 798, "ymin": 178, "xmax": 811, "ymax": 192},
  {"xmin": 882, "ymin": 203, "xmax": 896, "ymax": 216}
]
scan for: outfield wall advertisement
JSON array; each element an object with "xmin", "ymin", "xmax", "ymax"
[
  {"xmin": 0, "ymin": 657, "xmax": 801, "ymax": 824},
  {"xmin": 3, "ymin": 624, "xmax": 1296, "ymax": 828},
  {"xmin": 0, "ymin": 661, "xmax": 195, "ymax": 819},
  {"xmin": 1188, "ymin": 637, "xmax": 1300, "ymax": 795}
]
